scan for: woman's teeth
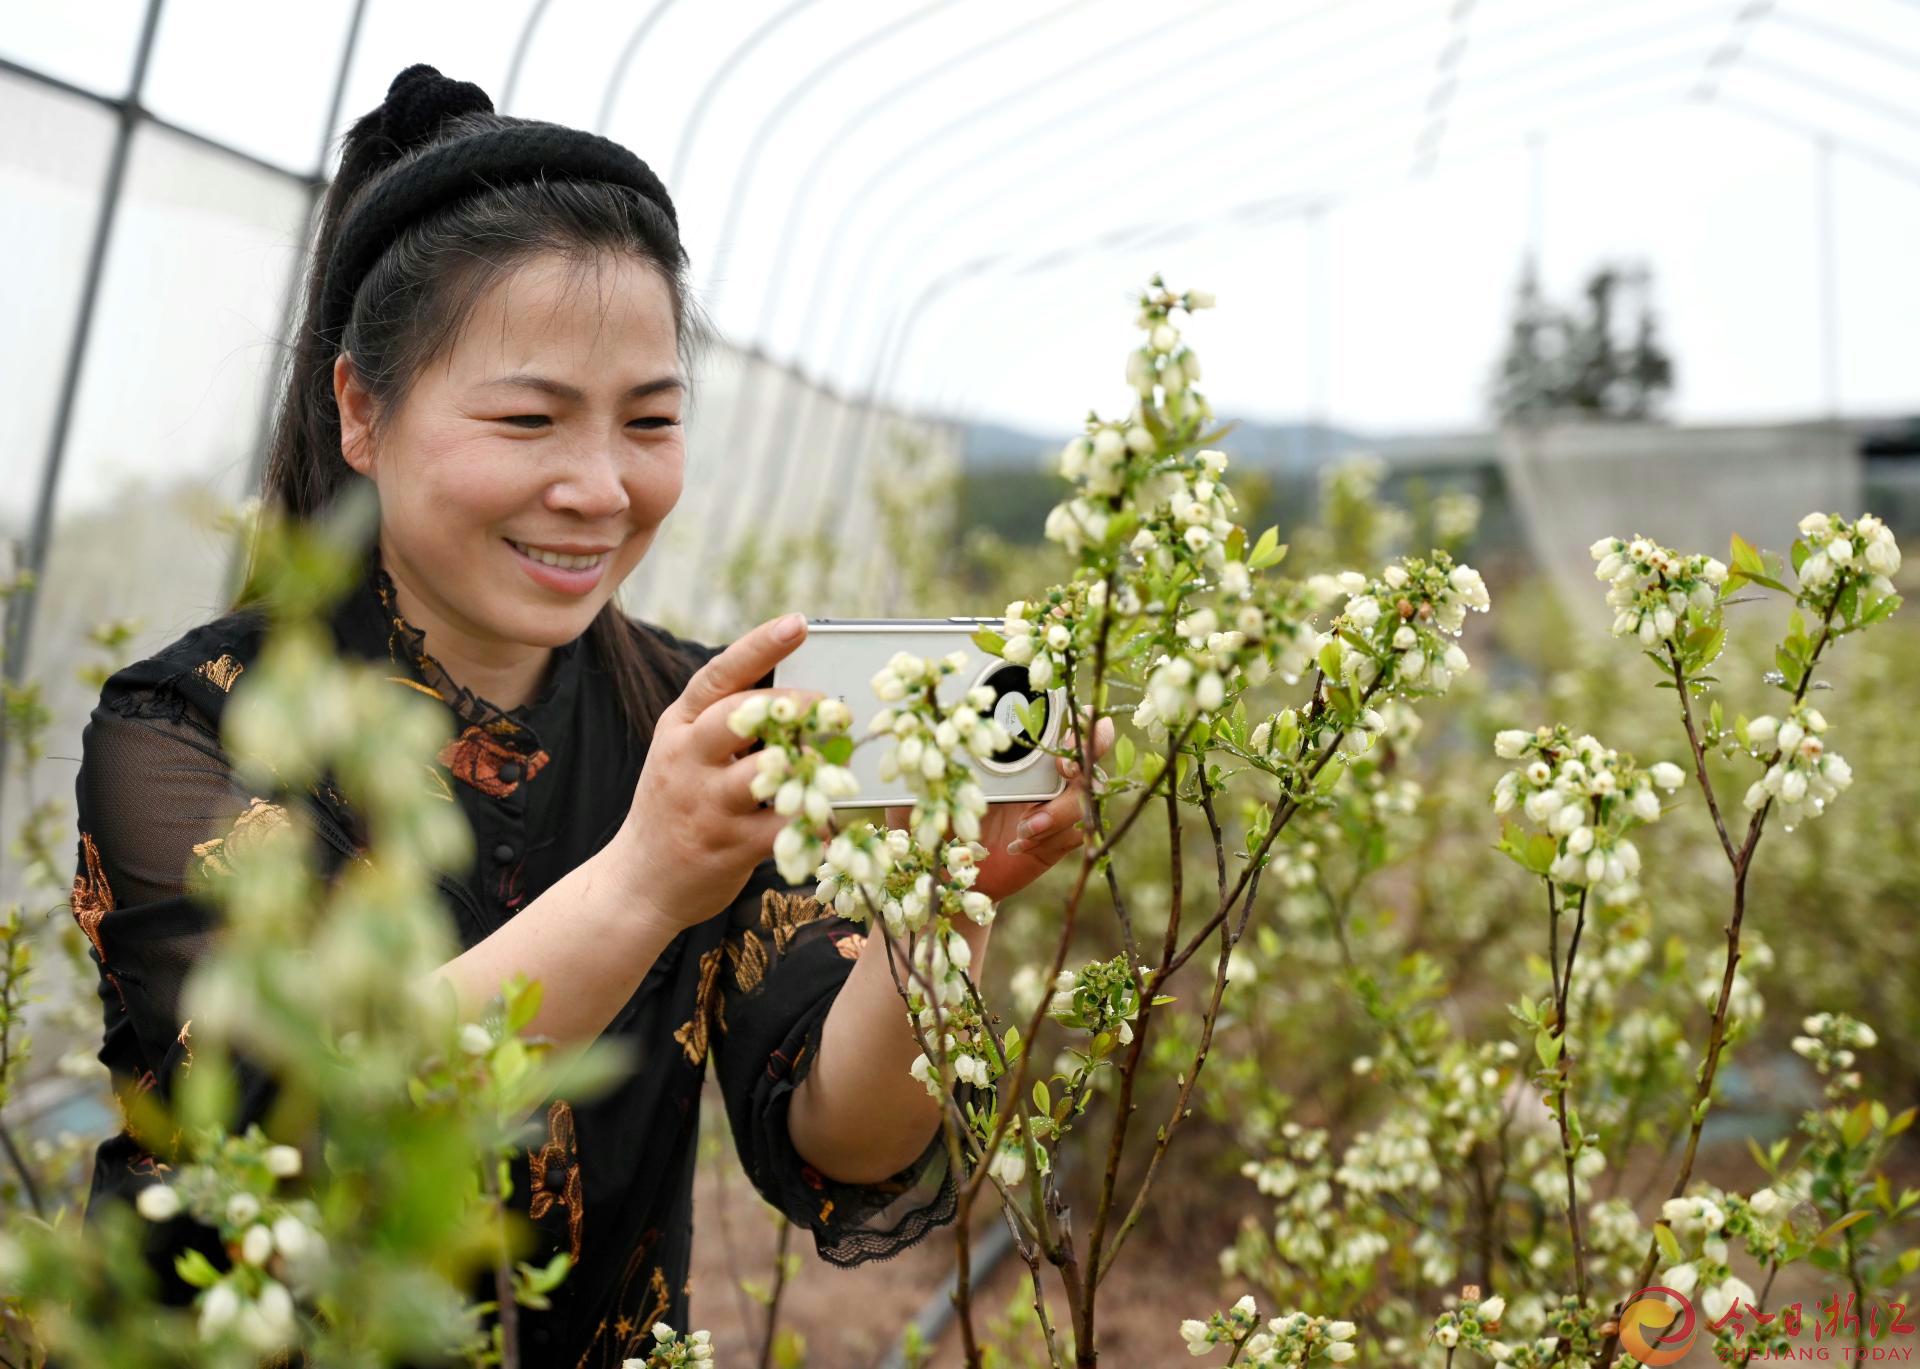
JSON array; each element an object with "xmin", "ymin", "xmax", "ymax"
[{"xmin": 509, "ymin": 540, "xmax": 607, "ymax": 571}]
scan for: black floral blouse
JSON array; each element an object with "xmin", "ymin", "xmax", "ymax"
[{"xmin": 68, "ymin": 543, "xmax": 954, "ymax": 1365}]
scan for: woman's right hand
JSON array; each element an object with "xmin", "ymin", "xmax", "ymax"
[{"xmin": 610, "ymin": 612, "xmax": 815, "ymax": 935}]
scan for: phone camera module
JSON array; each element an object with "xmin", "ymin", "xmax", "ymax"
[{"xmin": 974, "ymin": 662, "xmax": 1055, "ymax": 774}]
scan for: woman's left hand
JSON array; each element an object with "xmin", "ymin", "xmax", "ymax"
[{"xmin": 885, "ymin": 715, "xmax": 1114, "ymax": 903}]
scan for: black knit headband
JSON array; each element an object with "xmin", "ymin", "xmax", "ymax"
[{"xmin": 317, "ymin": 64, "xmax": 680, "ymax": 347}]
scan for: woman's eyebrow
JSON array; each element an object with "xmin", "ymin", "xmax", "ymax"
[{"xmin": 482, "ymin": 373, "xmax": 685, "ymax": 400}]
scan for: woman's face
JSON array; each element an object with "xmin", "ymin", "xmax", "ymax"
[{"xmin": 336, "ymin": 251, "xmax": 684, "ymax": 653}]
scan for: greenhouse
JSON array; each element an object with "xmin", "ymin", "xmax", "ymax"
[{"xmin": 2, "ymin": 3, "xmax": 1917, "ymax": 1365}]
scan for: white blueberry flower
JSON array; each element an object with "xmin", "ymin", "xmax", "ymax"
[
  {"xmin": 459, "ymin": 1022, "xmax": 493, "ymax": 1055},
  {"xmin": 988, "ymin": 1145, "xmax": 1028, "ymax": 1188},
  {"xmin": 726, "ymin": 694, "xmax": 771, "ymax": 737},
  {"xmin": 271, "ymin": 1214, "xmax": 311, "ymax": 1259},
  {"xmin": 136, "ymin": 1182, "xmax": 182, "ymax": 1222},
  {"xmin": 241, "ymin": 1224, "xmax": 274, "ymax": 1266},
  {"xmin": 200, "ymin": 1282, "xmax": 242, "ymax": 1337}
]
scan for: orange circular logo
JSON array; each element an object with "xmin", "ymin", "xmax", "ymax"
[{"xmin": 1620, "ymin": 1286, "xmax": 1700, "ymax": 1365}]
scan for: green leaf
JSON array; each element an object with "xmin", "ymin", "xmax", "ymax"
[
  {"xmin": 1226, "ymin": 525, "xmax": 1246, "ymax": 563},
  {"xmin": 971, "ymin": 628, "xmax": 1007, "ymax": 656},
  {"xmin": 1773, "ymin": 646, "xmax": 1801, "ymax": 690},
  {"xmin": 1535, "ymin": 1028, "xmax": 1564, "ymax": 1068},
  {"xmin": 1033, "ymin": 1081, "xmax": 1051, "ymax": 1116},
  {"xmin": 1843, "ymin": 1100, "xmax": 1873, "ymax": 1148},
  {"xmin": 506, "ymin": 978, "xmax": 544, "ymax": 1034},
  {"xmin": 1318, "ymin": 639, "xmax": 1345, "ymax": 679},
  {"xmin": 1150, "ymin": 994, "xmax": 1176, "ymax": 1006},
  {"xmin": 1654, "ymin": 1221, "xmax": 1683, "ymax": 1264},
  {"xmin": 1730, "ymin": 533, "xmax": 1766, "ymax": 577},
  {"xmin": 819, "ymin": 734, "xmax": 854, "ymax": 766},
  {"xmin": 1019, "ymin": 697, "xmax": 1047, "ymax": 741},
  {"xmin": 1112, "ymin": 733, "xmax": 1135, "ymax": 777},
  {"xmin": 175, "ymin": 1247, "xmax": 221, "ymax": 1289},
  {"xmin": 1791, "ymin": 539, "xmax": 1810, "ymax": 573},
  {"xmin": 1249, "ymin": 526, "xmax": 1287, "ymax": 571},
  {"xmin": 1815, "ymin": 1210, "xmax": 1872, "ymax": 1248}
]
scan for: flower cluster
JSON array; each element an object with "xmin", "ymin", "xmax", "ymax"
[
  {"xmin": 1128, "ymin": 279, "xmax": 1213, "ymax": 398},
  {"xmin": 727, "ymin": 693, "xmax": 857, "ymax": 882},
  {"xmin": 1739, "ymin": 704, "xmax": 1852, "ymax": 828},
  {"xmin": 1322, "ymin": 553, "xmax": 1490, "ymax": 700},
  {"xmin": 1182, "ymin": 1296, "xmax": 1359, "ymax": 1365},
  {"xmin": 1046, "ymin": 954, "xmax": 1141, "ymax": 1046},
  {"xmin": 870, "ymin": 652, "xmax": 1003, "ymax": 850},
  {"xmin": 1429, "ymin": 1293, "xmax": 1509, "ymax": 1358},
  {"xmin": 130, "ymin": 1129, "xmax": 324, "ymax": 1349},
  {"xmin": 625, "ymin": 1322, "xmax": 714, "ymax": 1367},
  {"xmin": 1590, "ymin": 534, "xmax": 1728, "ymax": 644},
  {"xmin": 1491, "ymin": 725, "xmax": 1686, "ymax": 902},
  {"xmin": 1791, "ymin": 1010, "xmax": 1876, "ymax": 1093},
  {"xmin": 1794, "ymin": 510, "xmax": 1901, "ymax": 596},
  {"xmin": 1044, "ymin": 279, "xmax": 1229, "ymax": 567},
  {"xmin": 1657, "ymin": 1192, "xmax": 1757, "ymax": 1323}
]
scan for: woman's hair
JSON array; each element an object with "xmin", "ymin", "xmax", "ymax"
[{"xmin": 249, "ymin": 104, "xmax": 714, "ymax": 749}]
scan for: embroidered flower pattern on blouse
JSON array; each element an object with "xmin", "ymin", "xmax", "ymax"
[
  {"xmin": 727, "ymin": 928, "xmax": 768, "ymax": 991},
  {"xmin": 191, "ymin": 653, "xmax": 245, "ymax": 691},
  {"xmin": 371, "ymin": 563, "xmax": 564, "ymax": 797},
  {"xmin": 674, "ymin": 921, "xmax": 778, "ymax": 1066},
  {"xmin": 759, "ymin": 888, "xmax": 829, "ymax": 953},
  {"xmin": 833, "ymin": 930, "xmax": 867, "ymax": 961},
  {"xmin": 674, "ymin": 946, "xmax": 727, "ymax": 1066},
  {"xmin": 190, "ymin": 797, "xmax": 294, "ymax": 878},
  {"xmin": 437, "ymin": 722, "xmax": 551, "ymax": 798},
  {"xmin": 527, "ymin": 1099, "xmax": 585, "ymax": 1263},
  {"xmin": 69, "ymin": 831, "xmax": 114, "ymax": 966},
  {"xmin": 576, "ymin": 1240, "xmax": 672, "ymax": 1369}
]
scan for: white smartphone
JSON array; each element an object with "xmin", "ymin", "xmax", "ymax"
[{"xmin": 771, "ymin": 619, "xmax": 1070, "ymax": 809}]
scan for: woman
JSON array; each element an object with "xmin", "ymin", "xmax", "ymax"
[{"xmin": 68, "ymin": 65, "xmax": 1099, "ymax": 1363}]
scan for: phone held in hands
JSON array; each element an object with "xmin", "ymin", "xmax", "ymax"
[{"xmin": 771, "ymin": 618, "xmax": 1070, "ymax": 809}]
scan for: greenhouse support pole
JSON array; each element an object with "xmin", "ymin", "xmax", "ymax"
[
  {"xmin": 1816, "ymin": 132, "xmax": 1839, "ymax": 421},
  {"xmin": 229, "ymin": 0, "xmax": 367, "ymax": 601},
  {"xmin": 0, "ymin": 0, "xmax": 166, "ymax": 810}
]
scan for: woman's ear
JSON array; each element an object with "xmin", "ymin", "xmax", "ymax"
[{"xmin": 334, "ymin": 354, "xmax": 376, "ymax": 478}]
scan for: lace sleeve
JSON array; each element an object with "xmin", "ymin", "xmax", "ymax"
[
  {"xmin": 705, "ymin": 859, "xmax": 957, "ymax": 1267},
  {"xmin": 70, "ymin": 683, "xmax": 293, "ymax": 1278}
]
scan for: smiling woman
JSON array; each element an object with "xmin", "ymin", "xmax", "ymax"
[
  {"xmin": 54, "ymin": 63, "xmax": 1051, "ymax": 1365},
  {"xmin": 331, "ymin": 250, "xmax": 687, "ymax": 689}
]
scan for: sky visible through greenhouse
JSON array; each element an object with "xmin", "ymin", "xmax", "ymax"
[{"xmin": 4, "ymin": 0, "xmax": 1919, "ymax": 531}]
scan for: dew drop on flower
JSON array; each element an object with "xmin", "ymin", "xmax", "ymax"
[{"xmin": 1761, "ymin": 670, "xmax": 1786, "ymax": 686}]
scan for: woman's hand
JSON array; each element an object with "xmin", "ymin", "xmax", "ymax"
[
  {"xmin": 610, "ymin": 613, "xmax": 815, "ymax": 934},
  {"xmin": 885, "ymin": 714, "xmax": 1115, "ymax": 903}
]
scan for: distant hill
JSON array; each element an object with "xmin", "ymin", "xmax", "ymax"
[{"xmin": 960, "ymin": 415, "xmax": 1374, "ymax": 475}]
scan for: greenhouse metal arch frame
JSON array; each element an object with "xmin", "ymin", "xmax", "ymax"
[{"xmin": 5, "ymin": 0, "xmax": 1917, "ymax": 814}]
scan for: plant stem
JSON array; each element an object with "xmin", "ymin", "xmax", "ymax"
[
  {"xmin": 1546, "ymin": 882, "xmax": 1590, "ymax": 1302},
  {"xmin": 484, "ymin": 1157, "xmax": 519, "ymax": 1369},
  {"xmin": 1666, "ymin": 644, "xmax": 1738, "ymax": 866},
  {"xmin": 756, "ymin": 1216, "xmax": 792, "ymax": 1369},
  {"xmin": 1595, "ymin": 586, "xmax": 1844, "ymax": 1365}
]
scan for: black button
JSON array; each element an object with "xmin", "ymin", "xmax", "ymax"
[
  {"xmin": 496, "ymin": 761, "xmax": 521, "ymax": 784},
  {"xmin": 493, "ymin": 842, "xmax": 517, "ymax": 864}
]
